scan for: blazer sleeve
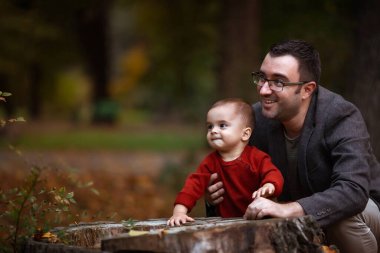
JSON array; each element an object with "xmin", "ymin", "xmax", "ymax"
[{"xmin": 297, "ymin": 98, "xmax": 371, "ymax": 227}]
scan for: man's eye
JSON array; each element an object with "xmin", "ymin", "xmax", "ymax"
[{"xmin": 273, "ymin": 80, "xmax": 284, "ymax": 87}]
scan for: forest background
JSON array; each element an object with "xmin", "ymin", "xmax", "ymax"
[{"xmin": 1, "ymin": 0, "xmax": 380, "ymax": 234}]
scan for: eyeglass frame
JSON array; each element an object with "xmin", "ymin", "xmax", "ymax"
[{"xmin": 251, "ymin": 71, "xmax": 310, "ymax": 92}]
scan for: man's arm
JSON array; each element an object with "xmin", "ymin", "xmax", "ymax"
[
  {"xmin": 296, "ymin": 94, "xmax": 371, "ymax": 227},
  {"xmin": 243, "ymin": 197, "xmax": 305, "ymax": 220}
]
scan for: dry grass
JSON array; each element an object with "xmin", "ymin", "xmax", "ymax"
[
  {"xmin": 0, "ymin": 148, "xmax": 207, "ymax": 227},
  {"xmin": 1, "ymin": 121, "xmax": 208, "ymax": 231}
]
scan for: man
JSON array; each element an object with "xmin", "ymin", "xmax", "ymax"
[{"xmin": 206, "ymin": 40, "xmax": 380, "ymax": 253}]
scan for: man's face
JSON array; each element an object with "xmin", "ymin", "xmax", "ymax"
[{"xmin": 257, "ymin": 54, "xmax": 303, "ymax": 122}]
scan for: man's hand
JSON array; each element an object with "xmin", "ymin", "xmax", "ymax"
[
  {"xmin": 252, "ymin": 183, "xmax": 275, "ymax": 199},
  {"xmin": 205, "ymin": 173, "xmax": 225, "ymax": 205},
  {"xmin": 243, "ymin": 197, "xmax": 305, "ymax": 220}
]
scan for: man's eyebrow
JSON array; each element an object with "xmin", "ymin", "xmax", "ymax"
[
  {"xmin": 273, "ymin": 74, "xmax": 289, "ymax": 80},
  {"xmin": 260, "ymin": 71, "xmax": 289, "ymax": 80},
  {"xmin": 256, "ymin": 71, "xmax": 265, "ymax": 75}
]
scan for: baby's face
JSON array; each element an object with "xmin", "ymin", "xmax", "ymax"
[{"xmin": 206, "ymin": 103, "xmax": 246, "ymax": 152}]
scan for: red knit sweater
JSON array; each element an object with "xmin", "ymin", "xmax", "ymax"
[{"xmin": 174, "ymin": 145, "xmax": 284, "ymax": 217}]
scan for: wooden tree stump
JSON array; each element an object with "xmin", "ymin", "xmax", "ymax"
[
  {"xmin": 25, "ymin": 216, "xmax": 338, "ymax": 253},
  {"xmin": 102, "ymin": 216, "xmax": 328, "ymax": 253}
]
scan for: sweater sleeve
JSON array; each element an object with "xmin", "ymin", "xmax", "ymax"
[
  {"xmin": 253, "ymin": 147, "xmax": 284, "ymax": 197},
  {"xmin": 174, "ymin": 154, "xmax": 215, "ymax": 211},
  {"xmin": 174, "ymin": 173, "xmax": 211, "ymax": 211}
]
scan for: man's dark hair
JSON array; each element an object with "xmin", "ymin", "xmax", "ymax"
[{"xmin": 269, "ymin": 39, "xmax": 321, "ymax": 84}]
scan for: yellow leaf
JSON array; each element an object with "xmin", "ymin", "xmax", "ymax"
[
  {"xmin": 128, "ymin": 230, "xmax": 149, "ymax": 236},
  {"xmin": 16, "ymin": 117, "xmax": 26, "ymax": 122}
]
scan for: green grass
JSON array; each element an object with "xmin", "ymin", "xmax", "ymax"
[{"xmin": 2, "ymin": 129, "xmax": 205, "ymax": 151}]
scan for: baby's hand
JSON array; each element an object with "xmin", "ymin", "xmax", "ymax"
[
  {"xmin": 167, "ymin": 213, "xmax": 194, "ymax": 227},
  {"xmin": 252, "ymin": 183, "xmax": 275, "ymax": 199}
]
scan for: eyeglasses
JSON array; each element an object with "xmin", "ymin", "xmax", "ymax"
[{"xmin": 251, "ymin": 72, "xmax": 309, "ymax": 92}]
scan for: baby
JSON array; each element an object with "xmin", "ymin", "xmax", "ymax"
[{"xmin": 168, "ymin": 98, "xmax": 283, "ymax": 226}]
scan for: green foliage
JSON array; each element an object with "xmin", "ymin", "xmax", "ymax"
[
  {"xmin": 0, "ymin": 146, "xmax": 100, "ymax": 253},
  {"xmin": 260, "ymin": 0, "xmax": 356, "ymax": 91},
  {"xmin": 0, "ymin": 92, "xmax": 96, "ymax": 253},
  {"xmin": 121, "ymin": 218, "xmax": 136, "ymax": 230},
  {"xmin": 93, "ymin": 99, "xmax": 120, "ymax": 124},
  {"xmin": 1, "ymin": 0, "xmax": 363, "ymax": 123},
  {"xmin": 125, "ymin": 0, "xmax": 219, "ymax": 121},
  {"xmin": 0, "ymin": 92, "xmax": 25, "ymax": 127},
  {"xmin": 11, "ymin": 129, "xmax": 203, "ymax": 151},
  {"xmin": 0, "ymin": 162, "xmax": 81, "ymax": 253}
]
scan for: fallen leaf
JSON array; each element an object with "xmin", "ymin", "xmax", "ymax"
[{"xmin": 128, "ymin": 230, "xmax": 149, "ymax": 236}]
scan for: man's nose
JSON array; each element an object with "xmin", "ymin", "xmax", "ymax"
[{"xmin": 259, "ymin": 81, "xmax": 272, "ymax": 95}]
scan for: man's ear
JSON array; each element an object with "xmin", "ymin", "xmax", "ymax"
[
  {"xmin": 242, "ymin": 127, "xmax": 252, "ymax": 141},
  {"xmin": 302, "ymin": 81, "xmax": 317, "ymax": 99}
]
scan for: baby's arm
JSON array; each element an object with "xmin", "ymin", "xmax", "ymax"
[
  {"xmin": 167, "ymin": 204, "xmax": 195, "ymax": 226},
  {"xmin": 252, "ymin": 183, "xmax": 275, "ymax": 199}
]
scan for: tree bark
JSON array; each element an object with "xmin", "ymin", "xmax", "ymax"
[
  {"xmin": 25, "ymin": 217, "xmax": 337, "ymax": 253},
  {"xmin": 75, "ymin": 0, "xmax": 114, "ymax": 123},
  {"xmin": 28, "ymin": 63, "xmax": 42, "ymax": 119},
  {"xmin": 349, "ymin": 0, "xmax": 380, "ymax": 158},
  {"xmin": 217, "ymin": 0, "xmax": 261, "ymax": 101}
]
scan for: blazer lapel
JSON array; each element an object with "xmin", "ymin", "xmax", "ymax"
[
  {"xmin": 297, "ymin": 87, "xmax": 318, "ymax": 193},
  {"xmin": 269, "ymin": 123, "xmax": 287, "ymax": 175}
]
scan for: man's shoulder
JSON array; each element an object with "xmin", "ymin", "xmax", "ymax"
[
  {"xmin": 318, "ymin": 85, "xmax": 359, "ymax": 106},
  {"xmin": 316, "ymin": 86, "xmax": 359, "ymax": 116}
]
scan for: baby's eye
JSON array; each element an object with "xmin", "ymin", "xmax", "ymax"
[
  {"xmin": 219, "ymin": 123, "xmax": 228, "ymax": 129},
  {"xmin": 207, "ymin": 124, "xmax": 213, "ymax": 130}
]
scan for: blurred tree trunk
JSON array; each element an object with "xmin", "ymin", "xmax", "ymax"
[
  {"xmin": 0, "ymin": 73, "xmax": 14, "ymax": 117},
  {"xmin": 76, "ymin": 0, "xmax": 115, "ymax": 124},
  {"xmin": 349, "ymin": 0, "xmax": 380, "ymax": 159},
  {"xmin": 29, "ymin": 63, "xmax": 42, "ymax": 119},
  {"xmin": 217, "ymin": 0, "xmax": 261, "ymax": 101}
]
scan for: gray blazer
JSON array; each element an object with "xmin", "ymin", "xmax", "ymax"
[{"xmin": 251, "ymin": 86, "xmax": 380, "ymax": 227}]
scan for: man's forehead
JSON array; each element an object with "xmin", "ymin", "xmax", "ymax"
[{"xmin": 260, "ymin": 54, "xmax": 300, "ymax": 77}]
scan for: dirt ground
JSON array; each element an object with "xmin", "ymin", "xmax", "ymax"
[
  {"xmin": 0, "ymin": 147, "xmax": 207, "ymax": 225},
  {"xmin": 0, "ymin": 120, "xmax": 209, "ymax": 232}
]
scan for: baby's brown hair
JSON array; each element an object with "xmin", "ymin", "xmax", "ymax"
[{"xmin": 210, "ymin": 98, "xmax": 255, "ymax": 129}]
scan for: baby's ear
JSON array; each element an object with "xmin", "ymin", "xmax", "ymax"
[{"xmin": 242, "ymin": 127, "xmax": 252, "ymax": 141}]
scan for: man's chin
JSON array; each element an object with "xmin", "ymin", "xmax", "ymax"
[{"xmin": 261, "ymin": 108, "xmax": 276, "ymax": 119}]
